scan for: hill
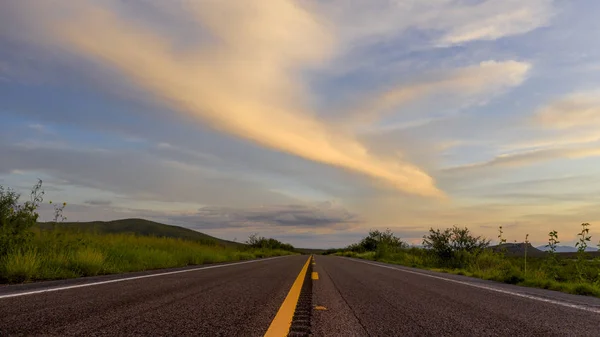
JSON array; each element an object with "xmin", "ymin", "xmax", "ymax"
[
  {"xmin": 489, "ymin": 243, "xmax": 545, "ymax": 257},
  {"xmin": 37, "ymin": 218, "xmax": 242, "ymax": 247},
  {"xmin": 536, "ymin": 245, "xmax": 598, "ymax": 253},
  {"xmin": 296, "ymin": 248, "xmax": 326, "ymax": 254}
]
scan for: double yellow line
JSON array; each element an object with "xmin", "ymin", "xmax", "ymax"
[{"xmin": 264, "ymin": 255, "xmax": 315, "ymax": 337}]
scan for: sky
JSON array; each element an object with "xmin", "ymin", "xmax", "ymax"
[{"xmin": 1, "ymin": 0, "xmax": 600, "ymax": 248}]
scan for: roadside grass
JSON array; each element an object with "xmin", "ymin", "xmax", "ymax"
[
  {"xmin": 0, "ymin": 229, "xmax": 294, "ymax": 283},
  {"xmin": 335, "ymin": 249, "xmax": 600, "ymax": 297}
]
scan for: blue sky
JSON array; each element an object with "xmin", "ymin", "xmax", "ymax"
[{"xmin": 2, "ymin": 0, "xmax": 600, "ymax": 248}]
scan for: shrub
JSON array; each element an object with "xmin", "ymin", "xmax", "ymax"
[
  {"xmin": 0, "ymin": 180, "xmax": 44, "ymax": 256},
  {"xmin": 245, "ymin": 234, "xmax": 295, "ymax": 251},
  {"xmin": 422, "ymin": 225, "xmax": 490, "ymax": 268}
]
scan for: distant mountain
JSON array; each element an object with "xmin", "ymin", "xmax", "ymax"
[
  {"xmin": 37, "ymin": 218, "xmax": 242, "ymax": 247},
  {"xmin": 536, "ymin": 245, "xmax": 598, "ymax": 253},
  {"xmin": 489, "ymin": 243, "xmax": 545, "ymax": 257}
]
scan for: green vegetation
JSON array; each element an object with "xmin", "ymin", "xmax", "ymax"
[
  {"xmin": 328, "ymin": 225, "xmax": 600, "ymax": 297},
  {"xmin": 245, "ymin": 233, "xmax": 296, "ymax": 251},
  {"xmin": 0, "ymin": 181, "xmax": 295, "ymax": 284}
]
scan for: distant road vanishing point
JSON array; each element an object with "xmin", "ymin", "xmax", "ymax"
[{"xmin": 1, "ymin": 255, "xmax": 599, "ymax": 336}]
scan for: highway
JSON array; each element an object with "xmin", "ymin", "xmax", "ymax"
[{"xmin": 2, "ymin": 255, "xmax": 600, "ymax": 336}]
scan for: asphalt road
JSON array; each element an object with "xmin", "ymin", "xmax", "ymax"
[
  {"xmin": 0, "ymin": 255, "xmax": 307, "ymax": 336},
  {"xmin": 312, "ymin": 255, "xmax": 600, "ymax": 336},
  {"xmin": 2, "ymin": 255, "xmax": 600, "ymax": 336}
]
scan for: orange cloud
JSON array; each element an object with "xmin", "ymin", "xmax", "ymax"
[{"xmin": 22, "ymin": 1, "xmax": 444, "ymax": 197}]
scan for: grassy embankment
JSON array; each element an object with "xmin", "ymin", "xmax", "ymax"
[
  {"xmin": 2, "ymin": 228, "xmax": 294, "ymax": 283},
  {"xmin": 0, "ymin": 182, "xmax": 296, "ymax": 284},
  {"xmin": 328, "ymin": 227, "xmax": 600, "ymax": 297}
]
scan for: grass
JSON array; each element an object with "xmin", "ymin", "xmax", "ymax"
[
  {"xmin": 0, "ymin": 229, "xmax": 294, "ymax": 284},
  {"xmin": 334, "ymin": 249, "xmax": 600, "ymax": 297}
]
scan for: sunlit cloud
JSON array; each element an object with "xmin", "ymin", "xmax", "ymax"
[{"xmin": 15, "ymin": 0, "xmax": 446, "ymax": 197}]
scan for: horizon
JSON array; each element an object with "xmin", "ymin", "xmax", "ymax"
[{"xmin": 2, "ymin": 1, "xmax": 600, "ymax": 249}]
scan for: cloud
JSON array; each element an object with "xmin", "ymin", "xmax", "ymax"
[
  {"xmin": 84, "ymin": 199, "xmax": 112, "ymax": 206},
  {"xmin": 316, "ymin": 0, "xmax": 554, "ymax": 47},
  {"xmin": 351, "ymin": 60, "xmax": 531, "ymax": 126},
  {"xmin": 0, "ymin": 141, "xmax": 300, "ymax": 207},
  {"xmin": 438, "ymin": 0, "xmax": 554, "ymax": 45},
  {"xmin": 444, "ymin": 146, "xmax": 600, "ymax": 172},
  {"xmin": 11, "ymin": 0, "xmax": 443, "ymax": 198},
  {"xmin": 160, "ymin": 202, "xmax": 359, "ymax": 231},
  {"xmin": 28, "ymin": 124, "xmax": 45, "ymax": 132},
  {"xmin": 443, "ymin": 90, "xmax": 600, "ymax": 172},
  {"xmin": 535, "ymin": 90, "xmax": 600, "ymax": 129}
]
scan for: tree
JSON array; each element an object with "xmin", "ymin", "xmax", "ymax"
[{"xmin": 422, "ymin": 227, "xmax": 453, "ymax": 259}]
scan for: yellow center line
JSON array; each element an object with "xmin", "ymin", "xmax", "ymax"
[
  {"xmin": 311, "ymin": 272, "xmax": 319, "ymax": 280},
  {"xmin": 264, "ymin": 255, "xmax": 312, "ymax": 337}
]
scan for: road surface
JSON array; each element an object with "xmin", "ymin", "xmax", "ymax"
[
  {"xmin": 0, "ymin": 256, "xmax": 307, "ymax": 336},
  {"xmin": 312, "ymin": 255, "xmax": 600, "ymax": 336},
  {"xmin": 2, "ymin": 254, "xmax": 600, "ymax": 336}
]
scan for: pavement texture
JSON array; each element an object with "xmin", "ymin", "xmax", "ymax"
[
  {"xmin": 0, "ymin": 256, "xmax": 307, "ymax": 336},
  {"xmin": 3, "ymin": 254, "xmax": 600, "ymax": 336},
  {"xmin": 312, "ymin": 255, "xmax": 600, "ymax": 336}
]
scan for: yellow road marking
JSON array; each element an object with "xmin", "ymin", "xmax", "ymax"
[
  {"xmin": 264, "ymin": 255, "xmax": 311, "ymax": 337},
  {"xmin": 311, "ymin": 272, "xmax": 319, "ymax": 280},
  {"xmin": 314, "ymin": 306, "xmax": 327, "ymax": 311}
]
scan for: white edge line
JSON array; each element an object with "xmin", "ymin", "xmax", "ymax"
[
  {"xmin": 0, "ymin": 256, "xmax": 289, "ymax": 300},
  {"xmin": 345, "ymin": 257, "xmax": 600, "ymax": 314}
]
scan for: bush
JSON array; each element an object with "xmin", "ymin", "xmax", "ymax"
[
  {"xmin": 422, "ymin": 226, "xmax": 490, "ymax": 268},
  {"xmin": 0, "ymin": 181, "xmax": 44, "ymax": 256},
  {"xmin": 245, "ymin": 234, "xmax": 295, "ymax": 251}
]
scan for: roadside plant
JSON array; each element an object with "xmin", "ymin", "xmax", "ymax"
[
  {"xmin": 422, "ymin": 225, "xmax": 490, "ymax": 268},
  {"xmin": 575, "ymin": 223, "xmax": 592, "ymax": 281},
  {"xmin": 545, "ymin": 230, "xmax": 560, "ymax": 279},
  {"xmin": 546, "ymin": 230, "xmax": 560, "ymax": 254},
  {"xmin": 49, "ymin": 200, "xmax": 68, "ymax": 229},
  {"xmin": 576, "ymin": 223, "xmax": 591, "ymax": 253},
  {"xmin": 523, "ymin": 234, "xmax": 529, "ymax": 278},
  {"xmin": 0, "ymin": 180, "xmax": 44, "ymax": 256},
  {"xmin": 346, "ymin": 228, "xmax": 406, "ymax": 255},
  {"xmin": 497, "ymin": 225, "xmax": 507, "ymax": 254},
  {"xmin": 245, "ymin": 233, "xmax": 295, "ymax": 251},
  {"xmin": 497, "ymin": 226, "xmax": 506, "ymax": 245}
]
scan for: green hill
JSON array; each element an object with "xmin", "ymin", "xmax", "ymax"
[{"xmin": 37, "ymin": 218, "xmax": 242, "ymax": 247}]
